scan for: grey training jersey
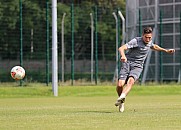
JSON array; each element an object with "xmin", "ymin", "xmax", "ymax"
[{"xmin": 125, "ymin": 37, "xmax": 154, "ymax": 65}]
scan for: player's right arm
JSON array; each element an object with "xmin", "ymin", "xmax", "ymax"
[{"xmin": 118, "ymin": 44, "xmax": 128, "ymax": 62}]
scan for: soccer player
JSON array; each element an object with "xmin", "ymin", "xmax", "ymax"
[{"xmin": 115, "ymin": 27, "xmax": 175, "ymax": 112}]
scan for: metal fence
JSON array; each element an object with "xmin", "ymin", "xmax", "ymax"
[
  {"xmin": 0, "ymin": 1, "xmax": 124, "ymax": 85},
  {"xmin": 0, "ymin": 0, "xmax": 180, "ymax": 85}
]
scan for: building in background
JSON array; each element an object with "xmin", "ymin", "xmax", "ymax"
[{"xmin": 126, "ymin": 0, "xmax": 181, "ymax": 82}]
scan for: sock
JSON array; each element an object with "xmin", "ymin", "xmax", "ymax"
[{"xmin": 120, "ymin": 93, "xmax": 126, "ymax": 98}]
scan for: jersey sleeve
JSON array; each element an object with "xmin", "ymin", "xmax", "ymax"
[
  {"xmin": 125, "ymin": 38, "xmax": 138, "ymax": 49},
  {"xmin": 151, "ymin": 42, "xmax": 155, "ymax": 47}
]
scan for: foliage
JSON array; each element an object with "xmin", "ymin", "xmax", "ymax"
[{"xmin": 0, "ymin": 0, "xmax": 126, "ymax": 60}]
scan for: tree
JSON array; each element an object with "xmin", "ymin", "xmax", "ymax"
[
  {"xmin": 0, "ymin": 0, "xmax": 126, "ymax": 60},
  {"xmin": 0, "ymin": 0, "xmax": 20, "ymax": 59}
]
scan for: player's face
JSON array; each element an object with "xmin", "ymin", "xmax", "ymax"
[{"xmin": 142, "ymin": 33, "xmax": 152, "ymax": 44}]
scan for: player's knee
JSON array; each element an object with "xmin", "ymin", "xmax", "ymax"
[
  {"xmin": 127, "ymin": 77, "xmax": 135, "ymax": 85},
  {"xmin": 117, "ymin": 80, "xmax": 125, "ymax": 88}
]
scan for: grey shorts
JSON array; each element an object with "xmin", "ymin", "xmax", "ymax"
[{"xmin": 118, "ymin": 61, "xmax": 143, "ymax": 81}]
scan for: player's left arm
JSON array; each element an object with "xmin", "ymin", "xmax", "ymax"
[{"xmin": 151, "ymin": 44, "xmax": 175, "ymax": 54}]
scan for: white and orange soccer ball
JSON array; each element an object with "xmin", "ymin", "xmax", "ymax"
[{"xmin": 11, "ymin": 66, "xmax": 25, "ymax": 80}]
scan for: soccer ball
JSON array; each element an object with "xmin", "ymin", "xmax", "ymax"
[{"xmin": 11, "ymin": 66, "xmax": 25, "ymax": 80}]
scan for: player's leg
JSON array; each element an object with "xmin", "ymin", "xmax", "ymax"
[
  {"xmin": 119, "ymin": 65, "xmax": 143, "ymax": 98},
  {"xmin": 116, "ymin": 64, "xmax": 142, "ymax": 110},
  {"xmin": 115, "ymin": 62, "xmax": 129, "ymax": 107},
  {"xmin": 116, "ymin": 62, "xmax": 129, "ymax": 97},
  {"xmin": 115, "ymin": 80, "xmax": 126, "ymax": 106},
  {"xmin": 116, "ymin": 79, "xmax": 126, "ymax": 96},
  {"xmin": 115, "ymin": 76, "xmax": 135, "ymax": 112},
  {"xmin": 121, "ymin": 76, "xmax": 135, "ymax": 96},
  {"xmin": 116, "ymin": 80, "xmax": 126, "ymax": 112}
]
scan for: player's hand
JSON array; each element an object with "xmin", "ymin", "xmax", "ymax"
[
  {"xmin": 121, "ymin": 56, "xmax": 127, "ymax": 62},
  {"xmin": 166, "ymin": 49, "xmax": 175, "ymax": 54}
]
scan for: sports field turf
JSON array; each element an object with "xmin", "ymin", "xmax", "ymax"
[{"xmin": 0, "ymin": 83, "xmax": 181, "ymax": 130}]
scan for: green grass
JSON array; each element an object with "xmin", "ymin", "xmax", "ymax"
[{"xmin": 0, "ymin": 83, "xmax": 181, "ymax": 130}]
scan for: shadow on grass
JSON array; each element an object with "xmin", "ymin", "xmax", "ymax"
[{"xmin": 77, "ymin": 110, "xmax": 112, "ymax": 113}]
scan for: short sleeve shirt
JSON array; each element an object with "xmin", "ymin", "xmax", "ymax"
[{"xmin": 125, "ymin": 37, "xmax": 154, "ymax": 65}]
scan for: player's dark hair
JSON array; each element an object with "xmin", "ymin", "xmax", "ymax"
[{"xmin": 143, "ymin": 27, "xmax": 152, "ymax": 34}]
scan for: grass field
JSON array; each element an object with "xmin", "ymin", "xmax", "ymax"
[{"xmin": 0, "ymin": 83, "xmax": 181, "ymax": 130}]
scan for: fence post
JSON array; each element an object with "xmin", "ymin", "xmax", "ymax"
[
  {"xmin": 180, "ymin": 12, "xmax": 181, "ymax": 83},
  {"xmin": 94, "ymin": 6, "xmax": 98, "ymax": 85},
  {"xmin": 159, "ymin": 10, "xmax": 163, "ymax": 83},
  {"xmin": 117, "ymin": 9, "xmax": 125, "ymax": 78},
  {"xmin": 117, "ymin": 9, "xmax": 121, "ymax": 73},
  {"xmin": 139, "ymin": 9, "xmax": 142, "ymax": 37},
  {"xmin": 61, "ymin": 13, "xmax": 66, "ymax": 83},
  {"xmin": 52, "ymin": 0, "xmax": 58, "ymax": 96},
  {"xmin": 139, "ymin": 9, "xmax": 142, "ymax": 84},
  {"xmin": 90, "ymin": 13, "xmax": 94, "ymax": 83},
  {"xmin": 19, "ymin": 0, "xmax": 23, "ymax": 86},
  {"xmin": 112, "ymin": 12, "xmax": 118, "ymax": 81},
  {"xmin": 46, "ymin": 0, "xmax": 50, "ymax": 86},
  {"xmin": 71, "ymin": 1, "xmax": 74, "ymax": 85}
]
